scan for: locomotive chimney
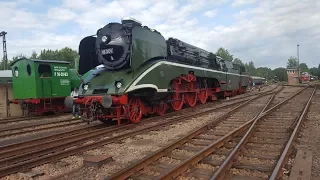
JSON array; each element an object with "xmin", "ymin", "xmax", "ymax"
[{"xmin": 121, "ymin": 17, "xmax": 142, "ymax": 28}]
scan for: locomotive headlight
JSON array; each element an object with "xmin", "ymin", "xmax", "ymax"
[
  {"xmin": 101, "ymin": 36, "xmax": 108, "ymax": 42},
  {"xmin": 83, "ymin": 84, "xmax": 89, "ymax": 90},
  {"xmin": 116, "ymin": 81, "xmax": 122, "ymax": 89}
]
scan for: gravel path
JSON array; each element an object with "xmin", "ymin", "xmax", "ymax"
[
  {"xmin": 44, "ymin": 111, "xmax": 227, "ymax": 180},
  {"xmin": 295, "ymin": 89, "xmax": 320, "ymax": 180}
]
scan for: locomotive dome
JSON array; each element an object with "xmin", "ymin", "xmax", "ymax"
[{"xmin": 95, "ymin": 17, "xmax": 142, "ymax": 70}]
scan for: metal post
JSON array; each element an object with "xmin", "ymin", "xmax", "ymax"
[
  {"xmin": 5, "ymin": 84, "xmax": 9, "ymax": 117},
  {"xmin": 0, "ymin": 31, "xmax": 8, "ymax": 70},
  {"xmin": 297, "ymin": 44, "xmax": 300, "ymax": 79}
]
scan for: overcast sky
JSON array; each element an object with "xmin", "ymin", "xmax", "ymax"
[{"xmin": 0, "ymin": 0, "xmax": 319, "ymax": 69}]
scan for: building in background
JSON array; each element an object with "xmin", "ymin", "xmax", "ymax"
[
  {"xmin": 286, "ymin": 67, "xmax": 300, "ymax": 85},
  {"xmin": 0, "ymin": 70, "xmax": 22, "ymax": 117}
]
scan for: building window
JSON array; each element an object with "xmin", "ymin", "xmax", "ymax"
[{"xmin": 27, "ymin": 64, "xmax": 31, "ymax": 76}]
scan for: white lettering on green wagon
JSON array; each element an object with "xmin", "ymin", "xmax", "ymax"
[
  {"xmin": 53, "ymin": 66, "xmax": 69, "ymax": 77},
  {"xmin": 60, "ymin": 79, "xmax": 70, "ymax": 86}
]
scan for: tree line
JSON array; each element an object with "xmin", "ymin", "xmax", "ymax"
[
  {"xmin": 215, "ymin": 48, "xmax": 320, "ymax": 81},
  {"xmin": 0, "ymin": 47, "xmax": 78, "ymax": 70},
  {"xmin": 1, "ymin": 46, "xmax": 319, "ymax": 82}
]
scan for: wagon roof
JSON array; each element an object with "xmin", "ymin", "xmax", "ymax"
[{"xmin": 10, "ymin": 58, "xmax": 70, "ymax": 66}]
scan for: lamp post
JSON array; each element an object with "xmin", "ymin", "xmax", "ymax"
[
  {"xmin": 297, "ymin": 44, "xmax": 300, "ymax": 78},
  {"xmin": 0, "ymin": 31, "xmax": 8, "ymax": 70}
]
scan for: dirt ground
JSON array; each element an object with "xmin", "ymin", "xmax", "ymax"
[{"xmin": 295, "ymin": 89, "xmax": 320, "ymax": 180}]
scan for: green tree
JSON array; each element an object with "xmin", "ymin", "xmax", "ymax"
[
  {"xmin": 0, "ymin": 58, "xmax": 8, "ymax": 70},
  {"xmin": 12, "ymin": 54, "xmax": 27, "ymax": 61},
  {"xmin": 273, "ymin": 67, "xmax": 287, "ymax": 82},
  {"xmin": 37, "ymin": 47, "xmax": 78, "ymax": 68},
  {"xmin": 0, "ymin": 54, "xmax": 27, "ymax": 70},
  {"xmin": 30, "ymin": 51, "xmax": 38, "ymax": 59},
  {"xmin": 310, "ymin": 67, "xmax": 319, "ymax": 77},
  {"xmin": 286, "ymin": 56, "xmax": 298, "ymax": 68},
  {"xmin": 256, "ymin": 67, "xmax": 274, "ymax": 80},
  {"xmin": 299, "ymin": 63, "xmax": 309, "ymax": 73},
  {"xmin": 233, "ymin": 58, "xmax": 244, "ymax": 66},
  {"xmin": 216, "ymin": 47, "xmax": 233, "ymax": 61},
  {"xmin": 245, "ymin": 61, "xmax": 256, "ymax": 75}
]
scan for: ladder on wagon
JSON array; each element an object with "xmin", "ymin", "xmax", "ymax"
[{"xmin": 44, "ymin": 99, "xmax": 53, "ymax": 110}]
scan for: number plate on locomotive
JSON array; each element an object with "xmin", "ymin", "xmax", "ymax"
[{"xmin": 101, "ymin": 48, "xmax": 114, "ymax": 55}]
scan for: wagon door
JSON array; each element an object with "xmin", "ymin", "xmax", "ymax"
[
  {"xmin": 41, "ymin": 79, "xmax": 52, "ymax": 97},
  {"xmin": 38, "ymin": 64, "xmax": 53, "ymax": 98}
]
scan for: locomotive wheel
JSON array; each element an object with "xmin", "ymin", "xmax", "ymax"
[
  {"xmin": 128, "ymin": 98, "xmax": 144, "ymax": 123},
  {"xmin": 185, "ymin": 93, "xmax": 197, "ymax": 107},
  {"xmin": 198, "ymin": 90, "xmax": 208, "ymax": 104},
  {"xmin": 169, "ymin": 93, "xmax": 184, "ymax": 111},
  {"xmin": 156, "ymin": 100, "xmax": 168, "ymax": 116}
]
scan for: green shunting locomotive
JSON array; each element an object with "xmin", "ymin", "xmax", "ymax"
[
  {"xmin": 9, "ymin": 58, "xmax": 92, "ymax": 115},
  {"xmin": 65, "ymin": 17, "xmax": 250, "ymax": 125}
]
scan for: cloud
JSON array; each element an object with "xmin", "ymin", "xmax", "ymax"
[
  {"xmin": 47, "ymin": 7, "xmax": 77, "ymax": 21},
  {"xmin": 204, "ymin": 10, "xmax": 217, "ymax": 18},
  {"xmin": 231, "ymin": 0, "xmax": 256, "ymax": 7},
  {"xmin": 0, "ymin": 0, "xmax": 319, "ymax": 70}
]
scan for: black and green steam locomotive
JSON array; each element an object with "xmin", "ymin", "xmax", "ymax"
[{"xmin": 65, "ymin": 18, "xmax": 250, "ymax": 125}]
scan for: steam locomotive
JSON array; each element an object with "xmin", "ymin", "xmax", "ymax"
[{"xmin": 65, "ymin": 18, "xmax": 250, "ymax": 125}]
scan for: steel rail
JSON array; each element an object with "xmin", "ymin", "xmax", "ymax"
[
  {"xmin": 105, "ymin": 87, "xmax": 283, "ymax": 180},
  {"xmin": 0, "ymin": 86, "xmax": 279, "ymax": 159},
  {"xmin": 0, "ymin": 85, "xmax": 277, "ymax": 142},
  {"xmin": 269, "ymin": 85, "xmax": 317, "ymax": 180},
  {"xmin": 0, "ymin": 87, "xmax": 279, "ymax": 178},
  {"xmin": 152, "ymin": 86, "xmax": 308, "ymax": 180},
  {"xmin": 0, "ymin": 121, "xmax": 84, "ymax": 139},
  {"xmin": 210, "ymin": 85, "xmax": 313, "ymax": 179},
  {"xmin": 0, "ymin": 114, "xmax": 63, "ymax": 122},
  {"xmin": 0, "ymin": 114, "xmax": 63, "ymax": 125},
  {"xmin": 0, "ymin": 119, "xmax": 84, "ymax": 132},
  {"xmin": 0, "ymin": 93, "xmax": 258, "ymax": 155},
  {"xmin": 0, "ymin": 91, "xmax": 269, "ymax": 164}
]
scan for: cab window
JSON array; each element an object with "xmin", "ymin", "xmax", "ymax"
[{"xmin": 38, "ymin": 64, "xmax": 52, "ymax": 78}]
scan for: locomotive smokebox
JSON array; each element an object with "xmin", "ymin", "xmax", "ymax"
[{"xmin": 96, "ymin": 22, "xmax": 132, "ymax": 70}]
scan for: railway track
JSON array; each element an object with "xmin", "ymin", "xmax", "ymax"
[
  {"xmin": 0, "ymin": 85, "xmax": 276, "ymax": 140},
  {"xmin": 106, "ymin": 85, "xmax": 312, "ymax": 180},
  {"xmin": 0, "ymin": 86, "xmax": 281, "ymax": 178},
  {"xmin": 0, "ymin": 114, "xmax": 63, "ymax": 125},
  {"xmin": 210, "ymin": 86, "xmax": 316, "ymax": 180},
  {"xmin": 0, "ymin": 118, "xmax": 85, "ymax": 139}
]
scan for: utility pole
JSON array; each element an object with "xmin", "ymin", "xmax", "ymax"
[
  {"xmin": 0, "ymin": 31, "xmax": 8, "ymax": 70},
  {"xmin": 297, "ymin": 44, "xmax": 300, "ymax": 79}
]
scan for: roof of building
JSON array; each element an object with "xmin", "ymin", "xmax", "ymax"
[
  {"xmin": 10, "ymin": 58, "xmax": 70, "ymax": 66},
  {"xmin": 0, "ymin": 70, "xmax": 12, "ymax": 84},
  {"xmin": 0, "ymin": 70, "xmax": 12, "ymax": 78},
  {"xmin": 286, "ymin": 67, "xmax": 298, "ymax": 70}
]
